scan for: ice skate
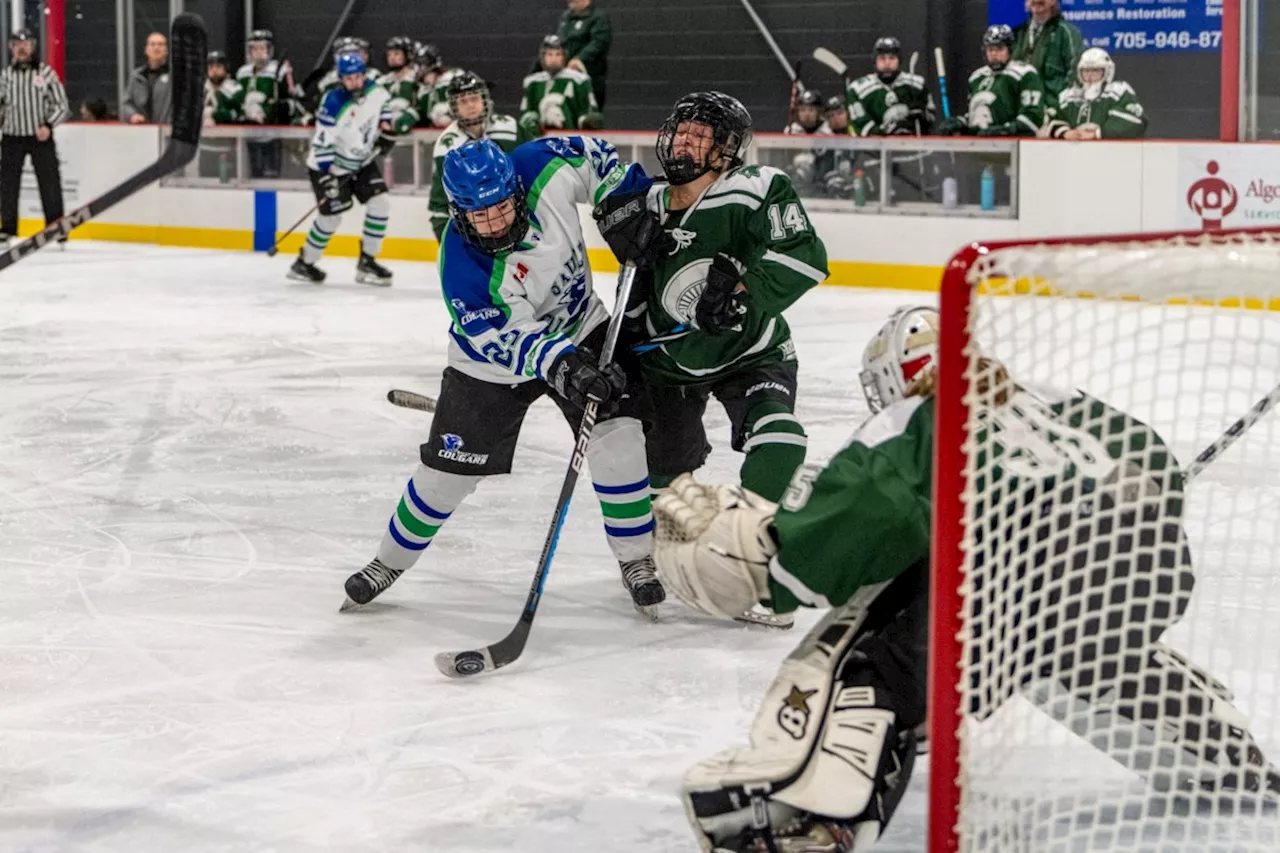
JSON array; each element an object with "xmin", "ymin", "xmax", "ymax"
[
  {"xmin": 288, "ymin": 255, "xmax": 326, "ymax": 284},
  {"xmin": 355, "ymin": 253, "xmax": 392, "ymax": 286},
  {"xmin": 620, "ymin": 556, "xmax": 665, "ymax": 619},
  {"xmin": 340, "ymin": 558, "xmax": 404, "ymax": 611}
]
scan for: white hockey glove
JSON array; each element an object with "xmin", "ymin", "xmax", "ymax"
[{"xmin": 652, "ymin": 474, "xmax": 777, "ymax": 621}]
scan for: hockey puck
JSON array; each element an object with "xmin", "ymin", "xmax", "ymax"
[{"xmin": 452, "ymin": 651, "xmax": 487, "ymax": 676}]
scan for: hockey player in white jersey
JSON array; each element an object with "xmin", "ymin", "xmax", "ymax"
[
  {"xmin": 342, "ymin": 135, "xmax": 668, "ymax": 615},
  {"xmin": 289, "ymin": 52, "xmax": 396, "ymax": 287}
]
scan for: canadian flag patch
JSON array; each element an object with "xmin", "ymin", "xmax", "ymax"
[{"xmin": 513, "ymin": 262, "xmax": 529, "ymax": 283}]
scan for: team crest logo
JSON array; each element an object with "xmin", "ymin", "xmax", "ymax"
[
  {"xmin": 778, "ymin": 685, "xmax": 818, "ymax": 740},
  {"xmin": 443, "ymin": 434, "xmax": 464, "ymax": 453},
  {"xmin": 438, "ymin": 433, "xmax": 489, "ymax": 465},
  {"xmin": 660, "ymin": 258, "xmax": 711, "ymax": 324}
]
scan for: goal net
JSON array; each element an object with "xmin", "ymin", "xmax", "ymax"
[{"xmin": 929, "ymin": 228, "xmax": 1280, "ymax": 852}]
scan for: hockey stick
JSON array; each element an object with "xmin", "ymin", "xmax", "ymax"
[
  {"xmin": 1183, "ymin": 385, "xmax": 1280, "ymax": 483},
  {"xmin": 934, "ymin": 47, "xmax": 953, "ymax": 120},
  {"xmin": 266, "ymin": 202, "xmax": 320, "ymax": 257},
  {"xmin": 811, "ymin": 47, "xmax": 847, "ymax": 78},
  {"xmin": 0, "ymin": 14, "xmax": 206, "ymax": 272},
  {"xmin": 434, "ymin": 262, "xmax": 639, "ymax": 679},
  {"xmin": 386, "ymin": 388, "xmax": 436, "ymax": 413},
  {"xmin": 632, "ymin": 322, "xmax": 695, "ymax": 354}
]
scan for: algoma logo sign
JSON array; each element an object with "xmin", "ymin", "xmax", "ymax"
[{"xmin": 1186, "ymin": 160, "xmax": 1238, "ymax": 231}]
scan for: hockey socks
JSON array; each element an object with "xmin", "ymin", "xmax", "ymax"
[
  {"xmin": 361, "ymin": 194, "xmax": 390, "ymax": 257},
  {"xmin": 301, "ymin": 213, "xmax": 340, "ymax": 265},
  {"xmin": 375, "ymin": 465, "xmax": 478, "ymax": 572},
  {"xmin": 586, "ymin": 418, "xmax": 655, "ymax": 563},
  {"xmin": 739, "ymin": 403, "xmax": 808, "ymax": 503}
]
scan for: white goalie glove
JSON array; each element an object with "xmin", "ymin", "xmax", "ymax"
[{"xmin": 652, "ymin": 474, "xmax": 778, "ymax": 620}]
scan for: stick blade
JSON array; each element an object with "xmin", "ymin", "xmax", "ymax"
[
  {"xmin": 168, "ymin": 13, "xmax": 208, "ymax": 151},
  {"xmin": 811, "ymin": 47, "xmax": 847, "ymax": 76},
  {"xmin": 387, "ymin": 389, "xmax": 437, "ymax": 412},
  {"xmin": 435, "ymin": 648, "xmax": 497, "ymax": 679}
]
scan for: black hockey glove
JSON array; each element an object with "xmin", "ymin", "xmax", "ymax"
[
  {"xmin": 695, "ymin": 253, "xmax": 749, "ymax": 335},
  {"xmin": 375, "ymin": 130, "xmax": 397, "ymax": 158},
  {"xmin": 593, "ymin": 190, "xmax": 666, "ymax": 268},
  {"xmin": 935, "ymin": 117, "xmax": 967, "ymax": 136},
  {"xmin": 317, "ymin": 172, "xmax": 353, "ymax": 216},
  {"xmin": 548, "ymin": 347, "xmax": 627, "ymax": 417}
]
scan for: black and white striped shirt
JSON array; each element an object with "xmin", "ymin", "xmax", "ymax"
[{"xmin": 0, "ymin": 62, "xmax": 71, "ymax": 137}]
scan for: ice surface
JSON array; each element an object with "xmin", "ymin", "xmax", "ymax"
[{"xmin": 0, "ymin": 244, "xmax": 923, "ymax": 852}]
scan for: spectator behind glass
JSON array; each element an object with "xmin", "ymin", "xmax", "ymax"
[
  {"xmin": 1013, "ymin": 0, "xmax": 1084, "ymax": 117},
  {"xmin": 79, "ymin": 97, "xmax": 113, "ymax": 121},
  {"xmin": 122, "ymin": 32, "xmax": 171, "ymax": 124},
  {"xmin": 556, "ymin": 0, "xmax": 612, "ymax": 110}
]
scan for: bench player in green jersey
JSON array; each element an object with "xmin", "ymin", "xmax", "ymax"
[
  {"xmin": 845, "ymin": 36, "xmax": 935, "ymax": 137},
  {"xmin": 593, "ymin": 92, "xmax": 828, "ymax": 509},
  {"xmin": 380, "ymin": 36, "xmax": 424, "ymax": 135},
  {"xmin": 520, "ymin": 34, "xmax": 602, "ymax": 138},
  {"xmin": 1048, "ymin": 48, "xmax": 1148, "ymax": 140},
  {"xmin": 428, "ymin": 72, "xmax": 536, "ymax": 241},
  {"xmin": 651, "ymin": 306, "xmax": 1280, "ymax": 852},
  {"xmin": 940, "ymin": 25, "xmax": 1045, "ymax": 137}
]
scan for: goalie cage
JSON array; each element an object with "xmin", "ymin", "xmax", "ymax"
[{"xmin": 928, "ymin": 227, "xmax": 1280, "ymax": 853}]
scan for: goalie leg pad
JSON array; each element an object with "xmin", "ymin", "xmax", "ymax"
[{"xmin": 682, "ymin": 566, "xmax": 929, "ymax": 852}]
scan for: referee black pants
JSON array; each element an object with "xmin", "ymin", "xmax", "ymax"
[{"xmin": 0, "ymin": 135, "xmax": 64, "ymax": 238}]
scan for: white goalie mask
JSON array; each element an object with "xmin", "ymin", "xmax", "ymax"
[
  {"xmin": 1077, "ymin": 48, "xmax": 1115, "ymax": 100},
  {"xmin": 860, "ymin": 306, "xmax": 940, "ymax": 414}
]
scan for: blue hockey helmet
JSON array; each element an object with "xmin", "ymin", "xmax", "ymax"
[
  {"xmin": 442, "ymin": 139, "xmax": 530, "ymax": 254},
  {"xmin": 336, "ymin": 51, "xmax": 367, "ymax": 77}
]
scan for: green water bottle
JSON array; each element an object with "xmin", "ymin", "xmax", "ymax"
[
  {"xmin": 853, "ymin": 169, "xmax": 867, "ymax": 208},
  {"xmin": 218, "ymin": 152, "xmax": 230, "ymax": 184}
]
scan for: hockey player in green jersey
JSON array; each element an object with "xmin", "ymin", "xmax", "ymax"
[
  {"xmin": 653, "ymin": 306, "xmax": 1280, "ymax": 852},
  {"xmin": 204, "ymin": 51, "xmax": 242, "ymax": 125},
  {"xmin": 1048, "ymin": 48, "xmax": 1147, "ymax": 140},
  {"xmin": 237, "ymin": 29, "xmax": 301, "ymax": 178},
  {"xmin": 415, "ymin": 43, "xmax": 463, "ymax": 128},
  {"xmin": 381, "ymin": 35, "xmax": 424, "ymax": 135},
  {"xmin": 940, "ymin": 25, "xmax": 1045, "ymax": 137},
  {"xmin": 593, "ymin": 92, "xmax": 828, "ymax": 508},
  {"xmin": 428, "ymin": 72, "xmax": 537, "ymax": 240},
  {"xmin": 845, "ymin": 36, "xmax": 935, "ymax": 136},
  {"xmin": 520, "ymin": 35, "xmax": 602, "ymax": 138}
]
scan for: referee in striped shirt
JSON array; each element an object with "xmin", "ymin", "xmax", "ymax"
[{"xmin": 0, "ymin": 29, "xmax": 70, "ymax": 244}]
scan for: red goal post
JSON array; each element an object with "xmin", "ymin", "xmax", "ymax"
[{"xmin": 928, "ymin": 226, "xmax": 1280, "ymax": 853}]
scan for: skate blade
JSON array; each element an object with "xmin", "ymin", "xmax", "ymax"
[
  {"xmin": 287, "ymin": 271, "xmax": 325, "ymax": 285},
  {"xmin": 338, "ymin": 596, "xmax": 363, "ymax": 612},
  {"xmin": 735, "ymin": 608, "xmax": 794, "ymax": 629},
  {"xmin": 355, "ymin": 273, "xmax": 392, "ymax": 287},
  {"xmin": 635, "ymin": 603, "xmax": 661, "ymax": 623}
]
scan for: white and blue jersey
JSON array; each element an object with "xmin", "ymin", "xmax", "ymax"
[
  {"xmin": 305, "ymin": 80, "xmax": 393, "ymax": 176},
  {"xmin": 438, "ymin": 136, "xmax": 652, "ymax": 385}
]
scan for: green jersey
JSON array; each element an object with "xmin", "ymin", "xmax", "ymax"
[
  {"xmin": 204, "ymin": 78, "xmax": 242, "ymax": 124},
  {"xmin": 519, "ymin": 68, "xmax": 601, "ymax": 135},
  {"xmin": 637, "ymin": 166, "xmax": 828, "ymax": 386},
  {"xmin": 845, "ymin": 71, "xmax": 936, "ymax": 136},
  {"xmin": 422, "ymin": 67, "xmax": 464, "ymax": 128},
  {"xmin": 235, "ymin": 60, "xmax": 300, "ymax": 125},
  {"xmin": 767, "ymin": 389, "xmax": 1184, "ymax": 613},
  {"xmin": 428, "ymin": 114, "xmax": 534, "ymax": 240},
  {"xmin": 1050, "ymin": 81, "xmax": 1147, "ymax": 139},
  {"xmin": 963, "ymin": 61, "xmax": 1045, "ymax": 136},
  {"xmin": 381, "ymin": 69, "xmax": 425, "ymax": 134}
]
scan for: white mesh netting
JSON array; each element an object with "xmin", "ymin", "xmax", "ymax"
[{"xmin": 948, "ymin": 232, "xmax": 1280, "ymax": 852}]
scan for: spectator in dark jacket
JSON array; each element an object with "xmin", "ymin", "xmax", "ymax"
[
  {"xmin": 1013, "ymin": 0, "xmax": 1084, "ymax": 116},
  {"xmin": 122, "ymin": 31, "xmax": 171, "ymax": 123},
  {"xmin": 556, "ymin": 0, "xmax": 612, "ymax": 110}
]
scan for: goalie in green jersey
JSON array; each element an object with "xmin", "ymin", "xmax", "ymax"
[
  {"xmin": 939, "ymin": 25, "xmax": 1045, "ymax": 137},
  {"xmin": 520, "ymin": 34, "xmax": 603, "ymax": 138},
  {"xmin": 652, "ymin": 306, "xmax": 1280, "ymax": 852},
  {"xmin": 1048, "ymin": 48, "xmax": 1148, "ymax": 140},
  {"xmin": 427, "ymin": 71, "xmax": 537, "ymax": 240},
  {"xmin": 592, "ymin": 92, "xmax": 828, "ymax": 512},
  {"xmin": 845, "ymin": 36, "xmax": 935, "ymax": 137}
]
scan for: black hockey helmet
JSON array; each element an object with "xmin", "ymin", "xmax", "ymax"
[
  {"xmin": 656, "ymin": 91, "xmax": 753, "ymax": 185},
  {"xmin": 332, "ymin": 36, "xmax": 358, "ymax": 58},
  {"xmin": 796, "ymin": 89, "xmax": 823, "ymax": 109},
  {"xmin": 386, "ymin": 35, "xmax": 414, "ymax": 68},
  {"xmin": 824, "ymin": 95, "xmax": 846, "ymax": 114},
  {"xmin": 447, "ymin": 70, "xmax": 492, "ymax": 131},
  {"xmin": 9, "ymin": 28, "xmax": 35, "ymax": 45},
  {"xmin": 247, "ymin": 29, "xmax": 274, "ymax": 59},
  {"xmin": 874, "ymin": 36, "xmax": 902, "ymax": 57},
  {"xmin": 207, "ymin": 50, "xmax": 229, "ymax": 67},
  {"xmin": 983, "ymin": 25, "xmax": 1015, "ymax": 70},
  {"xmin": 414, "ymin": 42, "xmax": 441, "ymax": 70},
  {"xmin": 540, "ymin": 34, "xmax": 566, "ymax": 53}
]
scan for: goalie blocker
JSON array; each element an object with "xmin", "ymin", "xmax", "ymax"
[{"xmin": 655, "ymin": 306, "xmax": 1279, "ymax": 852}]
